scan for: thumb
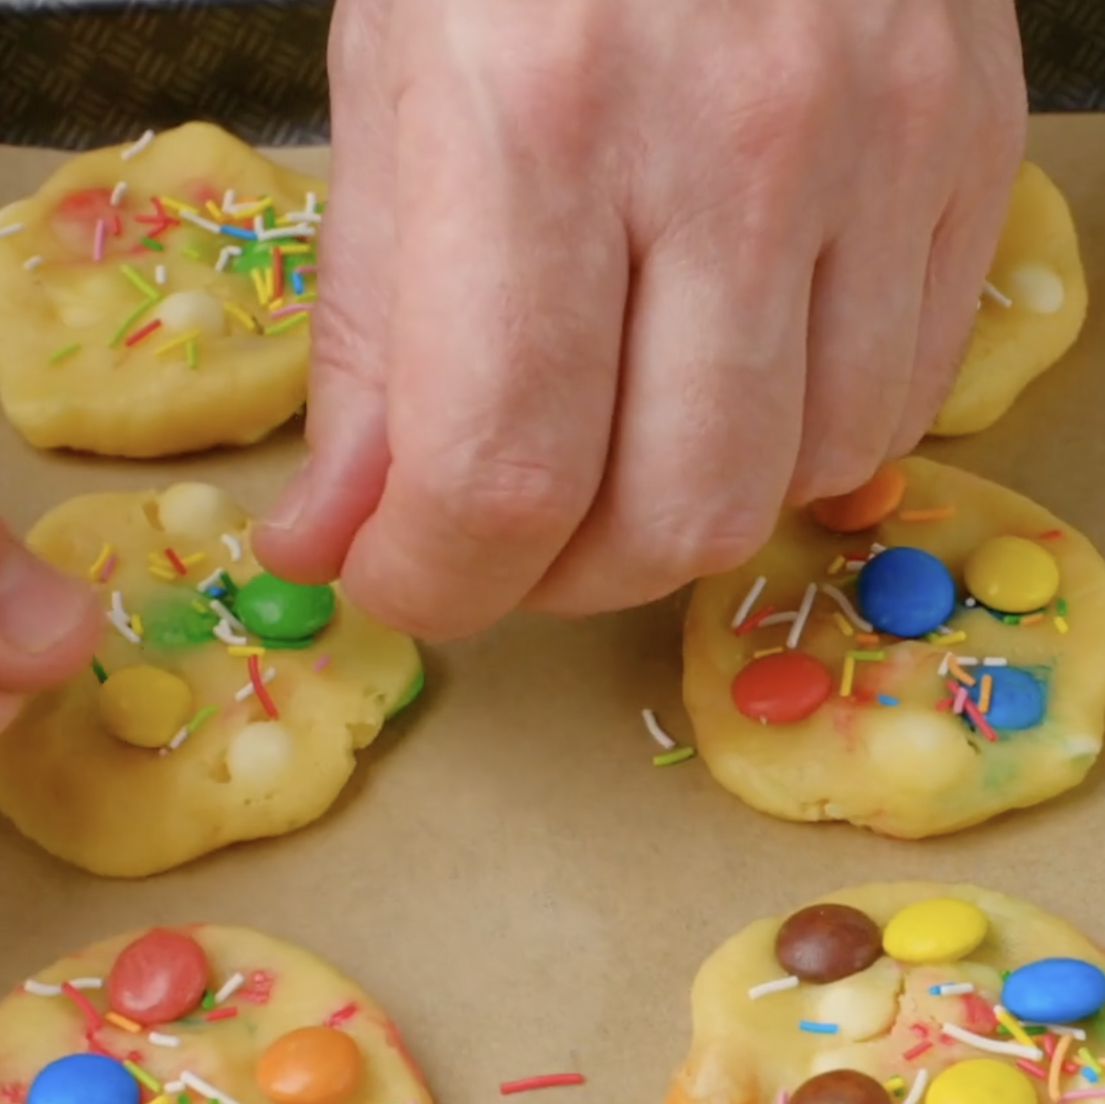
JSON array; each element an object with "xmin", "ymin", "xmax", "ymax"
[{"xmin": 0, "ymin": 523, "xmax": 102, "ymax": 696}]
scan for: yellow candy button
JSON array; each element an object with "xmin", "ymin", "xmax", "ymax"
[
  {"xmin": 964, "ymin": 535, "xmax": 1060, "ymax": 614},
  {"xmin": 98, "ymin": 665, "xmax": 193, "ymax": 749},
  {"xmin": 927, "ymin": 1059, "xmax": 1035, "ymax": 1104},
  {"xmin": 882, "ymin": 898, "xmax": 988, "ymax": 964}
]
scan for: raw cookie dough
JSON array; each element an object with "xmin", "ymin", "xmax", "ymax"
[
  {"xmin": 0, "ymin": 483, "xmax": 423, "ymax": 877},
  {"xmin": 682, "ymin": 456, "xmax": 1105, "ymax": 838},
  {"xmin": 931, "ymin": 161, "xmax": 1087, "ymax": 437},
  {"xmin": 0, "ymin": 924, "xmax": 435, "ymax": 1104},
  {"xmin": 665, "ymin": 882, "xmax": 1105, "ymax": 1104},
  {"xmin": 0, "ymin": 123, "xmax": 325, "ymax": 457}
]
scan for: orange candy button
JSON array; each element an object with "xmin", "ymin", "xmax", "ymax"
[
  {"xmin": 809, "ymin": 464, "xmax": 907, "ymax": 533},
  {"xmin": 256, "ymin": 1026, "xmax": 364, "ymax": 1104}
]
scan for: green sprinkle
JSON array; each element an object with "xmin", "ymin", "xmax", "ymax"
[
  {"xmin": 264, "ymin": 313, "xmax": 310, "ymax": 337},
  {"xmin": 202, "ymin": 989, "xmax": 216, "ymax": 1010},
  {"xmin": 182, "ymin": 246, "xmax": 203, "ymax": 260},
  {"xmin": 91, "ymin": 657, "xmax": 109, "ymax": 684},
  {"xmin": 122, "ymin": 1061, "xmax": 161, "ymax": 1092},
  {"xmin": 187, "ymin": 705, "xmax": 217, "ymax": 733},
  {"xmin": 847, "ymin": 650, "xmax": 886, "ymax": 662},
  {"xmin": 185, "ymin": 340, "xmax": 198, "ymax": 369},
  {"xmin": 1058, "ymin": 597, "xmax": 1069, "ymax": 616},
  {"xmin": 258, "ymin": 636, "xmax": 314, "ymax": 650},
  {"xmin": 218, "ymin": 570, "xmax": 239, "ymax": 597},
  {"xmin": 996, "ymin": 1023, "xmax": 1046, "ymax": 1036},
  {"xmin": 119, "ymin": 263, "xmax": 159, "ymax": 301},
  {"xmin": 140, "ymin": 236, "xmax": 165, "ymax": 252},
  {"xmin": 49, "ymin": 342, "xmax": 81, "ymax": 364},
  {"xmin": 109, "ymin": 298, "xmax": 158, "ymax": 348},
  {"xmin": 179, "ymin": 1095, "xmax": 191, "ymax": 1104},
  {"xmin": 1002, "ymin": 614, "xmax": 1021, "ymax": 625},
  {"xmin": 653, "ymin": 747, "xmax": 696, "ymax": 768}
]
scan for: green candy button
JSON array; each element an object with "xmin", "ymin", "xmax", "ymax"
[{"xmin": 235, "ymin": 573, "xmax": 336, "ymax": 642}]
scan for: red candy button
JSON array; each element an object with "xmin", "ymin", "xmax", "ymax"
[
  {"xmin": 107, "ymin": 928, "xmax": 209, "ymax": 1026},
  {"xmin": 731, "ymin": 651, "xmax": 833, "ymax": 723}
]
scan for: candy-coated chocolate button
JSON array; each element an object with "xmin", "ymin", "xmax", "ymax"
[
  {"xmin": 963, "ymin": 535, "xmax": 1060, "ymax": 614},
  {"xmin": 28, "ymin": 1054, "xmax": 140, "ymax": 1104},
  {"xmin": 106, "ymin": 928, "xmax": 208, "ymax": 1025},
  {"xmin": 98, "ymin": 665, "xmax": 194, "ymax": 749},
  {"xmin": 256, "ymin": 1025, "xmax": 364, "ymax": 1104},
  {"xmin": 968, "ymin": 666, "xmax": 1046, "ymax": 731},
  {"xmin": 775, "ymin": 904, "xmax": 883, "ymax": 984},
  {"xmin": 1002, "ymin": 957, "xmax": 1105, "ymax": 1024},
  {"xmin": 856, "ymin": 547, "xmax": 956, "ymax": 638},
  {"xmin": 789, "ymin": 1069, "xmax": 890, "ymax": 1104},
  {"xmin": 926, "ymin": 1058, "xmax": 1035, "ymax": 1104},
  {"xmin": 809, "ymin": 464, "xmax": 907, "ymax": 534},
  {"xmin": 882, "ymin": 898, "xmax": 988, "ymax": 964},
  {"xmin": 236, "ymin": 573, "xmax": 336, "ymax": 642},
  {"xmin": 731, "ymin": 651, "xmax": 833, "ymax": 724}
]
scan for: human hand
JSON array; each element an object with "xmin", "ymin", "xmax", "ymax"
[
  {"xmin": 0, "ymin": 523, "xmax": 102, "ymax": 728},
  {"xmin": 255, "ymin": 0, "xmax": 1026, "ymax": 640}
]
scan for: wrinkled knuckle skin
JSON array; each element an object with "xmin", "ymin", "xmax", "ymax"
[{"xmin": 660, "ymin": 511, "xmax": 777, "ymax": 586}]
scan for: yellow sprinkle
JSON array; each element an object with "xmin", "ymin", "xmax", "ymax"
[
  {"xmin": 130, "ymin": 615, "xmax": 144, "ymax": 638},
  {"xmin": 87, "ymin": 543, "xmax": 113, "ymax": 581},
  {"xmin": 185, "ymin": 340, "xmax": 199, "ymax": 370},
  {"xmin": 155, "ymin": 329, "xmax": 201, "ymax": 356},
  {"xmin": 182, "ymin": 552, "xmax": 207, "ymax": 566},
  {"xmin": 251, "ymin": 267, "xmax": 268, "ymax": 306},
  {"xmin": 832, "ymin": 611, "xmax": 854, "ymax": 638},
  {"xmin": 158, "ymin": 197, "xmax": 195, "ymax": 214},
  {"xmin": 263, "ymin": 266, "xmax": 274, "ymax": 301},
  {"xmin": 205, "ymin": 200, "xmax": 224, "ymax": 222},
  {"xmin": 269, "ymin": 297, "xmax": 286, "ymax": 312},
  {"xmin": 106, "ymin": 1011, "xmax": 141, "ymax": 1033},
  {"xmin": 281, "ymin": 244, "xmax": 312, "ymax": 255},
  {"xmin": 840, "ymin": 654, "xmax": 856, "ymax": 698},
  {"xmin": 1055, "ymin": 615, "xmax": 1069, "ymax": 634},
  {"xmin": 929, "ymin": 630, "xmax": 966, "ymax": 646},
  {"xmin": 753, "ymin": 647, "xmax": 783, "ymax": 659},
  {"xmin": 979, "ymin": 674, "xmax": 993, "ymax": 714},
  {"xmin": 191, "ymin": 600, "xmax": 209, "ymax": 614},
  {"xmin": 223, "ymin": 300, "xmax": 260, "ymax": 334},
  {"xmin": 994, "ymin": 1005, "xmax": 1035, "ymax": 1050},
  {"xmin": 233, "ymin": 199, "xmax": 273, "ymax": 218},
  {"xmin": 149, "ymin": 566, "xmax": 176, "ymax": 582},
  {"xmin": 122, "ymin": 1060, "xmax": 162, "ymax": 1093},
  {"xmin": 1078, "ymin": 1048, "xmax": 1101, "ymax": 1075},
  {"xmin": 147, "ymin": 1098, "xmax": 169, "ymax": 1104},
  {"xmin": 883, "ymin": 1075, "xmax": 906, "ymax": 1095},
  {"xmin": 948, "ymin": 658, "xmax": 976, "ymax": 688},
  {"xmin": 828, "ymin": 555, "xmax": 845, "ymax": 575},
  {"xmin": 227, "ymin": 645, "xmax": 266, "ymax": 657}
]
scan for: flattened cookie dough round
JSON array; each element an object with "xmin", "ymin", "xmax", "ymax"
[
  {"xmin": 932, "ymin": 161, "xmax": 1088, "ymax": 437},
  {"xmin": 0, "ymin": 484, "xmax": 423, "ymax": 877},
  {"xmin": 683, "ymin": 456, "xmax": 1105, "ymax": 838},
  {"xmin": 665, "ymin": 882, "xmax": 1105, "ymax": 1104},
  {"xmin": 0, "ymin": 123, "xmax": 325, "ymax": 457},
  {"xmin": 0, "ymin": 924, "xmax": 435, "ymax": 1104}
]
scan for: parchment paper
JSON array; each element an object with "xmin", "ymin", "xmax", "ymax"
[{"xmin": 1, "ymin": 117, "xmax": 1104, "ymax": 1103}]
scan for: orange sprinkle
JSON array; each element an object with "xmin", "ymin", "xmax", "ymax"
[
  {"xmin": 898, "ymin": 506, "xmax": 956, "ymax": 522},
  {"xmin": 1049, "ymin": 1033, "xmax": 1071, "ymax": 1100},
  {"xmin": 832, "ymin": 612, "xmax": 854, "ymax": 637},
  {"xmin": 1020, "ymin": 612, "xmax": 1045, "ymax": 626},
  {"xmin": 979, "ymin": 674, "xmax": 993, "ymax": 714},
  {"xmin": 736, "ymin": 606, "xmax": 775, "ymax": 635},
  {"xmin": 948, "ymin": 658, "xmax": 976, "ymax": 687},
  {"xmin": 164, "ymin": 547, "xmax": 188, "ymax": 576},
  {"xmin": 809, "ymin": 464, "xmax": 906, "ymax": 533},
  {"xmin": 105, "ymin": 1012, "xmax": 141, "ymax": 1033},
  {"xmin": 854, "ymin": 633, "xmax": 880, "ymax": 647}
]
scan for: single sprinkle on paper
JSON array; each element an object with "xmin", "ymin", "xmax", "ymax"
[
  {"xmin": 641, "ymin": 708, "xmax": 676, "ymax": 750},
  {"xmin": 653, "ymin": 747, "xmax": 695, "ymax": 767},
  {"xmin": 499, "ymin": 1074, "xmax": 586, "ymax": 1096}
]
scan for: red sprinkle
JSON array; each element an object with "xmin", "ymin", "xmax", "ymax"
[
  {"xmin": 500, "ymin": 1074, "xmax": 586, "ymax": 1095},
  {"xmin": 240, "ymin": 970, "xmax": 275, "ymax": 1004},
  {"xmin": 1015, "ymin": 1058, "xmax": 1047, "ymax": 1080},
  {"xmin": 960, "ymin": 694, "xmax": 999, "ymax": 742},
  {"xmin": 61, "ymin": 982, "xmax": 103, "ymax": 1032},
  {"xmin": 324, "ymin": 1002, "xmax": 358, "ymax": 1028},
  {"xmin": 111, "ymin": 214, "xmax": 123, "ymax": 237},
  {"xmin": 934, "ymin": 696, "xmax": 954, "ymax": 712},
  {"xmin": 902, "ymin": 1040, "xmax": 932, "ymax": 1061},
  {"xmin": 204, "ymin": 1007, "xmax": 238, "ymax": 1022},
  {"xmin": 272, "ymin": 247, "xmax": 285, "ymax": 300},
  {"xmin": 908, "ymin": 1023, "xmax": 930, "ymax": 1039},
  {"xmin": 249, "ymin": 655, "xmax": 279, "ymax": 719},
  {"xmin": 0, "ymin": 1083, "xmax": 28, "ymax": 1103},
  {"xmin": 735, "ymin": 605, "xmax": 775, "ymax": 635},
  {"xmin": 124, "ymin": 318, "xmax": 163, "ymax": 348},
  {"xmin": 1065, "ymin": 1060, "xmax": 1081, "ymax": 1075},
  {"xmin": 164, "ymin": 547, "xmax": 188, "ymax": 576},
  {"xmin": 1038, "ymin": 529, "xmax": 1063, "ymax": 540}
]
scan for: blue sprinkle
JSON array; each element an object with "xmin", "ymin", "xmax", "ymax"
[
  {"xmin": 205, "ymin": 586, "xmax": 226, "ymax": 598},
  {"xmin": 1083, "ymin": 1068, "xmax": 1100, "ymax": 1083},
  {"xmin": 877, "ymin": 694, "xmax": 899, "ymax": 706},
  {"xmin": 291, "ymin": 271, "xmax": 305, "ymax": 296},
  {"xmin": 798, "ymin": 1020, "xmax": 839, "ymax": 1035},
  {"xmin": 219, "ymin": 224, "xmax": 258, "ymax": 241}
]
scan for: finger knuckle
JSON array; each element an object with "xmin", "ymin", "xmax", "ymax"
[{"xmin": 884, "ymin": 16, "xmax": 963, "ymax": 121}]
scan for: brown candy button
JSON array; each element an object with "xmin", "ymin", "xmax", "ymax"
[
  {"xmin": 774, "ymin": 903, "xmax": 882, "ymax": 984},
  {"xmin": 790, "ymin": 1070, "xmax": 892, "ymax": 1104}
]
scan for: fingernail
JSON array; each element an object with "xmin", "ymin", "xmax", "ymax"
[
  {"xmin": 0, "ymin": 545, "xmax": 94, "ymax": 654},
  {"xmin": 263, "ymin": 461, "xmax": 312, "ymax": 531}
]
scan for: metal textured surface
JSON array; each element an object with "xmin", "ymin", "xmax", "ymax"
[{"xmin": 0, "ymin": 0, "xmax": 1101, "ymax": 150}]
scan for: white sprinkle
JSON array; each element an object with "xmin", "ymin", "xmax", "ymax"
[
  {"xmin": 108, "ymin": 610, "xmax": 141, "ymax": 645},
  {"xmin": 731, "ymin": 575, "xmax": 767, "ymax": 630},
  {"xmin": 932, "ymin": 981, "xmax": 974, "ymax": 996},
  {"xmin": 821, "ymin": 584, "xmax": 873, "ymax": 632},
  {"xmin": 24, "ymin": 976, "xmax": 102, "ymax": 996},
  {"xmin": 222, "ymin": 189, "xmax": 236, "ymax": 212},
  {"xmin": 253, "ymin": 215, "xmax": 266, "ymax": 236},
  {"xmin": 902, "ymin": 1069, "xmax": 929, "ymax": 1104},
  {"xmin": 1028, "ymin": 1023, "xmax": 1087, "ymax": 1040},
  {"xmin": 282, "ymin": 211, "xmax": 323, "ymax": 225},
  {"xmin": 641, "ymin": 709, "xmax": 676, "ymax": 751},
  {"xmin": 179, "ymin": 210, "xmax": 221, "ymax": 234},
  {"xmin": 215, "ymin": 245, "xmax": 242, "ymax": 273},
  {"xmin": 197, "ymin": 568, "xmax": 224, "ymax": 592},
  {"xmin": 148, "ymin": 1031, "xmax": 181, "ymax": 1047},
  {"xmin": 957, "ymin": 656, "xmax": 980, "ymax": 667},
  {"xmin": 305, "ymin": 191, "xmax": 317, "ymax": 214},
  {"xmin": 759, "ymin": 612, "xmax": 798, "ymax": 627},
  {"xmin": 164, "ymin": 1083, "xmax": 185, "ymax": 1095},
  {"xmin": 786, "ymin": 584, "xmax": 818, "ymax": 650},
  {"xmin": 23, "ymin": 255, "xmax": 42, "ymax": 271},
  {"xmin": 220, "ymin": 533, "xmax": 242, "ymax": 562},
  {"xmin": 110, "ymin": 182, "xmax": 128, "ymax": 207},
  {"xmin": 843, "ymin": 559, "xmax": 867, "ymax": 573},
  {"xmin": 169, "ymin": 726, "xmax": 190, "ymax": 750},
  {"xmin": 940, "ymin": 1022, "xmax": 1042, "ymax": 1061},
  {"xmin": 210, "ymin": 599, "xmax": 244, "ymax": 631},
  {"xmin": 214, "ymin": 620, "xmax": 248, "ymax": 647},
  {"xmin": 937, "ymin": 624, "xmax": 955, "ymax": 635},
  {"xmin": 121, "ymin": 130, "xmax": 156, "ymax": 161},
  {"xmin": 181, "ymin": 1069, "xmax": 246, "ymax": 1104},
  {"xmin": 748, "ymin": 975, "xmax": 799, "ymax": 1000},
  {"xmin": 870, "ymin": 542, "xmax": 887, "ymax": 555},
  {"xmin": 965, "ymin": 597, "xmax": 977, "ymax": 607},
  {"xmin": 214, "ymin": 971, "xmax": 245, "ymax": 1004},
  {"xmin": 257, "ymin": 224, "xmax": 317, "ymax": 241},
  {"xmin": 982, "ymin": 279, "xmax": 1013, "ymax": 308},
  {"xmin": 0, "ymin": 222, "xmax": 24, "ymax": 240},
  {"xmin": 110, "ymin": 590, "xmax": 127, "ymax": 618},
  {"xmin": 937, "ymin": 653, "xmax": 952, "ymax": 677},
  {"xmin": 234, "ymin": 666, "xmax": 276, "ymax": 702},
  {"xmin": 155, "ymin": 264, "xmax": 167, "ymax": 286},
  {"xmin": 982, "ymin": 656, "xmax": 1008, "ymax": 667}
]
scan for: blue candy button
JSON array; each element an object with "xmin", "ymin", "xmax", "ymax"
[
  {"xmin": 968, "ymin": 666, "xmax": 1047, "ymax": 731},
  {"xmin": 856, "ymin": 547, "xmax": 957, "ymax": 638},
  {"xmin": 1002, "ymin": 958, "xmax": 1105, "ymax": 1024},
  {"xmin": 28, "ymin": 1054, "xmax": 139, "ymax": 1104}
]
